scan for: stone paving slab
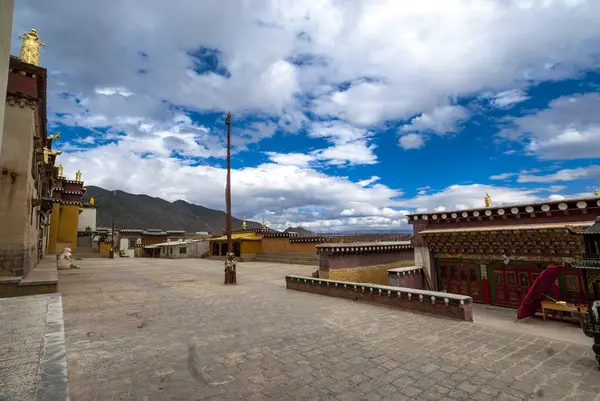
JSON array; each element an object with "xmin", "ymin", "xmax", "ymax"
[
  {"xmin": 0, "ymin": 293, "xmax": 69, "ymax": 401},
  {"xmin": 59, "ymin": 259, "xmax": 600, "ymax": 401}
]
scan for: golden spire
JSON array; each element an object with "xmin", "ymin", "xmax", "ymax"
[
  {"xmin": 90, "ymin": 196, "xmax": 95, "ymax": 206},
  {"xmin": 225, "ymin": 111, "xmax": 231, "ymax": 125},
  {"xmin": 43, "ymin": 147, "xmax": 62, "ymax": 164},
  {"xmin": 484, "ymin": 193, "xmax": 492, "ymax": 208},
  {"xmin": 47, "ymin": 132, "xmax": 61, "ymax": 141},
  {"xmin": 261, "ymin": 218, "xmax": 266, "ymax": 229},
  {"xmin": 242, "ymin": 217, "xmax": 247, "ymax": 230},
  {"xmin": 57, "ymin": 164, "xmax": 63, "ymax": 177},
  {"xmin": 18, "ymin": 29, "xmax": 45, "ymax": 66},
  {"xmin": 75, "ymin": 170, "xmax": 82, "ymax": 181},
  {"xmin": 594, "ymin": 188, "xmax": 599, "ymax": 197}
]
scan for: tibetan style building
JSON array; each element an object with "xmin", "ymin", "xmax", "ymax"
[
  {"xmin": 46, "ymin": 169, "xmax": 87, "ymax": 254},
  {"xmin": 408, "ymin": 196, "xmax": 600, "ymax": 309},
  {"xmin": 0, "ymin": 54, "xmax": 55, "ymax": 277}
]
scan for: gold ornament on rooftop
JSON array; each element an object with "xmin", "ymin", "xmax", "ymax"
[
  {"xmin": 90, "ymin": 196, "xmax": 95, "ymax": 206},
  {"xmin": 47, "ymin": 132, "xmax": 61, "ymax": 141},
  {"xmin": 261, "ymin": 217, "xmax": 266, "ymax": 229},
  {"xmin": 18, "ymin": 29, "xmax": 45, "ymax": 66},
  {"xmin": 484, "ymin": 193, "xmax": 492, "ymax": 208},
  {"xmin": 43, "ymin": 147, "xmax": 62, "ymax": 164},
  {"xmin": 75, "ymin": 170, "xmax": 82, "ymax": 182},
  {"xmin": 594, "ymin": 188, "xmax": 599, "ymax": 197},
  {"xmin": 242, "ymin": 218, "xmax": 247, "ymax": 230},
  {"xmin": 57, "ymin": 164, "xmax": 63, "ymax": 176}
]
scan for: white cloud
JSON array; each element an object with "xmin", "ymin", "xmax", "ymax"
[
  {"xmin": 489, "ymin": 172, "xmax": 517, "ymax": 180},
  {"xmin": 398, "ymin": 133, "xmax": 425, "ymax": 150},
  {"xmin": 308, "ymin": 121, "xmax": 377, "ymax": 165},
  {"xmin": 401, "ymin": 106, "xmax": 469, "ymax": 134},
  {"xmin": 517, "ymin": 165, "xmax": 600, "ymax": 183},
  {"xmin": 498, "ymin": 93, "xmax": 600, "ymax": 160},
  {"xmin": 488, "ymin": 89, "xmax": 530, "ymax": 108},
  {"xmin": 265, "ymin": 152, "xmax": 315, "ymax": 167},
  {"xmin": 398, "ymin": 105, "xmax": 469, "ymax": 149}
]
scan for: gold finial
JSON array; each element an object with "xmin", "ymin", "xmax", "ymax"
[
  {"xmin": 75, "ymin": 170, "xmax": 82, "ymax": 182},
  {"xmin": 18, "ymin": 29, "xmax": 45, "ymax": 66},
  {"xmin": 90, "ymin": 196, "xmax": 95, "ymax": 206},
  {"xmin": 484, "ymin": 193, "xmax": 492, "ymax": 208},
  {"xmin": 47, "ymin": 132, "xmax": 61, "ymax": 141},
  {"xmin": 225, "ymin": 111, "xmax": 231, "ymax": 125},
  {"xmin": 594, "ymin": 188, "xmax": 599, "ymax": 197},
  {"xmin": 261, "ymin": 217, "xmax": 266, "ymax": 229},
  {"xmin": 43, "ymin": 147, "xmax": 62, "ymax": 164},
  {"xmin": 242, "ymin": 218, "xmax": 247, "ymax": 230},
  {"xmin": 57, "ymin": 164, "xmax": 63, "ymax": 176}
]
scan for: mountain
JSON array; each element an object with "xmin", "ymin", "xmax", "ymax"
[
  {"xmin": 82, "ymin": 186, "xmax": 263, "ymax": 234},
  {"xmin": 284, "ymin": 227, "xmax": 317, "ymax": 237}
]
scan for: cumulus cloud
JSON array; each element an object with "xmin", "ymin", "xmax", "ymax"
[
  {"xmin": 487, "ymin": 89, "xmax": 530, "ymax": 108},
  {"xmin": 498, "ymin": 93, "xmax": 600, "ymax": 160},
  {"xmin": 517, "ymin": 165, "xmax": 600, "ymax": 183}
]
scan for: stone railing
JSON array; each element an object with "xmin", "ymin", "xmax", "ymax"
[{"xmin": 285, "ymin": 275, "xmax": 473, "ymax": 322}]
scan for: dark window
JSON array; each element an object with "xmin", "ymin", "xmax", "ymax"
[{"xmin": 180, "ymin": 247, "xmax": 187, "ymax": 254}]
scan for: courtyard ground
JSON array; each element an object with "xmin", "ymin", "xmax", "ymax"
[{"xmin": 2, "ymin": 258, "xmax": 600, "ymax": 400}]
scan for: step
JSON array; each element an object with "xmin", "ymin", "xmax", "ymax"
[{"xmin": 0, "ymin": 256, "xmax": 58, "ymax": 298}]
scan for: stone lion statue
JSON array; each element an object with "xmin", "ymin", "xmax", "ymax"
[{"xmin": 57, "ymin": 247, "xmax": 79, "ymax": 270}]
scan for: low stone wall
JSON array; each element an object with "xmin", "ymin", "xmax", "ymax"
[
  {"xmin": 317, "ymin": 242, "xmax": 414, "ymax": 285},
  {"xmin": 286, "ymin": 275, "xmax": 473, "ymax": 322},
  {"xmin": 387, "ymin": 266, "xmax": 424, "ymax": 290},
  {"xmin": 254, "ymin": 252, "xmax": 318, "ymax": 265}
]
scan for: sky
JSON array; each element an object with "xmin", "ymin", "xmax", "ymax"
[{"xmin": 10, "ymin": 0, "xmax": 600, "ymax": 232}]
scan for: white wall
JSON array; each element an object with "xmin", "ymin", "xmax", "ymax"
[
  {"xmin": 0, "ymin": 0, "xmax": 14, "ymax": 156},
  {"xmin": 78, "ymin": 207, "xmax": 97, "ymax": 232}
]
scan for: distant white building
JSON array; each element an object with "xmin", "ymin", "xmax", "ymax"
[{"xmin": 78, "ymin": 203, "xmax": 97, "ymax": 232}]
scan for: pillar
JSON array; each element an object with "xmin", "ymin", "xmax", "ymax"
[
  {"xmin": 0, "ymin": 0, "xmax": 15, "ymax": 155},
  {"xmin": 57, "ymin": 204, "xmax": 80, "ymax": 252},
  {"xmin": 47, "ymin": 202, "xmax": 60, "ymax": 254}
]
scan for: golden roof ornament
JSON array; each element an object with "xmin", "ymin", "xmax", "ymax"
[
  {"xmin": 594, "ymin": 188, "xmax": 599, "ymax": 197},
  {"xmin": 261, "ymin": 218, "xmax": 266, "ymax": 229},
  {"xmin": 75, "ymin": 170, "xmax": 82, "ymax": 182},
  {"xmin": 57, "ymin": 164, "xmax": 63, "ymax": 177},
  {"xmin": 43, "ymin": 147, "xmax": 62, "ymax": 164},
  {"xmin": 90, "ymin": 196, "xmax": 95, "ymax": 206},
  {"xmin": 47, "ymin": 132, "xmax": 61, "ymax": 141},
  {"xmin": 242, "ymin": 218, "xmax": 247, "ymax": 230},
  {"xmin": 18, "ymin": 29, "xmax": 45, "ymax": 66},
  {"xmin": 484, "ymin": 193, "xmax": 492, "ymax": 208}
]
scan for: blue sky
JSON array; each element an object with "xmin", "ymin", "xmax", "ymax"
[{"xmin": 11, "ymin": 0, "xmax": 600, "ymax": 232}]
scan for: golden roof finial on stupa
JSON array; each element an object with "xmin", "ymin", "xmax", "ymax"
[
  {"xmin": 484, "ymin": 193, "xmax": 492, "ymax": 208},
  {"xmin": 261, "ymin": 217, "xmax": 266, "ymax": 229},
  {"xmin": 57, "ymin": 164, "xmax": 63, "ymax": 177},
  {"xmin": 242, "ymin": 217, "xmax": 247, "ymax": 230},
  {"xmin": 47, "ymin": 132, "xmax": 61, "ymax": 141},
  {"xmin": 594, "ymin": 188, "xmax": 599, "ymax": 197},
  {"xmin": 75, "ymin": 170, "xmax": 82, "ymax": 182},
  {"xmin": 18, "ymin": 29, "xmax": 45, "ymax": 66},
  {"xmin": 90, "ymin": 196, "xmax": 95, "ymax": 206},
  {"xmin": 43, "ymin": 147, "xmax": 62, "ymax": 164}
]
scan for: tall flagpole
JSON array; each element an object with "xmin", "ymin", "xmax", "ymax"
[{"xmin": 224, "ymin": 112, "xmax": 236, "ymax": 284}]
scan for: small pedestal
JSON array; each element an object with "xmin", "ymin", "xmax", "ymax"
[{"xmin": 224, "ymin": 252, "xmax": 237, "ymax": 285}]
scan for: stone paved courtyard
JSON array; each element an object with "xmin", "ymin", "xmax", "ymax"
[{"xmin": 53, "ymin": 259, "xmax": 600, "ymax": 400}]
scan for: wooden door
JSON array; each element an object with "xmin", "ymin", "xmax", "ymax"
[
  {"xmin": 467, "ymin": 264, "xmax": 481, "ymax": 302},
  {"xmin": 562, "ymin": 269, "xmax": 586, "ymax": 305},
  {"xmin": 492, "ymin": 268, "xmax": 508, "ymax": 306}
]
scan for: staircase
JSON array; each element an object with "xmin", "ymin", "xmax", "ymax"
[
  {"xmin": 74, "ymin": 246, "xmax": 108, "ymax": 259},
  {"xmin": 254, "ymin": 252, "xmax": 318, "ymax": 266}
]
